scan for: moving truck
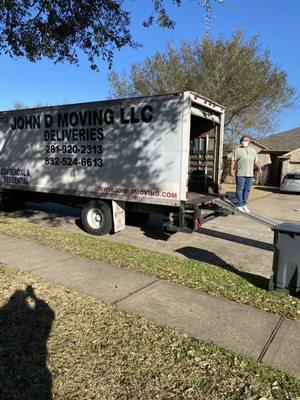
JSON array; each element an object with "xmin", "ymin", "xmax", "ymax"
[{"xmin": 0, "ymin": 92, "xmax": 225, "ymax": 235}]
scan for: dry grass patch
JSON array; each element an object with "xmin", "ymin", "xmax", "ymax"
[{"xmin": 0, "ymin": 263, "xmax": 299, "ymax": 399}]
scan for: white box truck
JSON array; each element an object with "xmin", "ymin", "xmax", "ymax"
[{"xmin": 0, "ymin": 91, "xmax": 225, "ymax": 235}]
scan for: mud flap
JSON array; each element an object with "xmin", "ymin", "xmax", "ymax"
[{"xmin": 112, "ymin": 200, "xmax": 126, "ymax": 232}]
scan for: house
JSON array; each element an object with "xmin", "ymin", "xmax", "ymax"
[
  {"xmin": 259, "ymin": 127, "xmax": 300, "ymax": 185},
  {"xmin": 224, "ymin": 127, "xmax": 300, "ymax": 185}
]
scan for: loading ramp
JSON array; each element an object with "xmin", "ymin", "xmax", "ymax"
[
  {"xmin": 212, "ymin": 196, "xmax": 279, "ymax": 228},
  {"xmin": 185, "ymin": 192, "xmax": 280, "ymax": 229},
  {"xmin": 188, "ymin": 194, "xmax": 299, "ymax": 295}
]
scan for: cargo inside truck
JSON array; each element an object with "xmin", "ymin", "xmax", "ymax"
[
  {"xmin": 188, "ymin": 116, "xmax": 220, "ymax": 195},
  {"xmin": 187, "ymin": 95, "xmax": 223, "ymax": 198}
]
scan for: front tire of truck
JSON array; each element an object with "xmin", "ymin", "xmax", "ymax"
[{"xmin": 82, "ymin": 201, "xmax": 112, "ymax": 236}]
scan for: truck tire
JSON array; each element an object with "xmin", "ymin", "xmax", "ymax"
[{"xmin": 81, "ymin": 201, "xmax": 112, "ymax": 236}]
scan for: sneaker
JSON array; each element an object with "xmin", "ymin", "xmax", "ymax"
[
  {"xmin": 243, "ymin": 205, "xmax": 251, "ymax": 214},
  {"xmin": 236, "ymin": 206, "xmax": 245, "ymax": 213}
]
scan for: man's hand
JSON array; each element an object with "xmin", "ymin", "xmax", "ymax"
[
  {"xmin": 230, "ymin": 169, "xmax": 235, "ymax": 178},
  {"xmin": 256, "ymin": 166, "xmax": 262, "ymax": 174},
  {"xmin": 255, "ymin": 161, "xmax": 262, "ymax": 175}
]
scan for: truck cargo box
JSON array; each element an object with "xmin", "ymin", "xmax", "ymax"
[{"xmin": 0, "ymin": 92, "xmax": 224, "ymax": 206}]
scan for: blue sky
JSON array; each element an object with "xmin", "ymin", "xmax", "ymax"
[{"xmin": 1, "ymin": 0, "xmax": 299, "ymax": 133}]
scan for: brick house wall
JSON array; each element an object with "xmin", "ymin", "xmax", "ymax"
[{"xmin": 280, "ymin": 148, "xmax": 300, "ymax": 179}]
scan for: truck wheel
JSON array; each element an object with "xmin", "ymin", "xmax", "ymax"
[{"xmin": 82, "ymin": 201, "xmax": 112, "ymax": 236}]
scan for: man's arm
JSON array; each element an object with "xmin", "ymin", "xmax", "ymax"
[
  {"xmin": 230, "ymin": 149, "xmax": 236, "ymax": 177},
  {"xmin": 230, "ymin": 159, "xmax": 235, "ymax": 177},
  {"xmin": 254, "ymin": 154, "xmax": 262, "ymax": 174}
]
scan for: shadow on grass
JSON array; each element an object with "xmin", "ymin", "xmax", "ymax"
[
  {"xmin": 0, "ymin": 285, "xmax": 55, "ymax": 399},
  {"xmin": 176, "ymin": 246, "xmax": 270, "ymax": 291}
]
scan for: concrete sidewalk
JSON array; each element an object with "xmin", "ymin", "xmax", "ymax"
[{"xmin": 0, "ymin": 233, "xmax": 299, "ymax": 377}]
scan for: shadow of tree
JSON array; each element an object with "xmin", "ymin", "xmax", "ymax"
[
  {"xmin": 0, "ymin": 201, "xmax": 81, "ymax": 229},
  {"xmin": 0, "ymin": 285, "xmax": 55, "ymax": 399},
  {"xmin": 0, "ymin": 97, "xmax": 181, "ymax": 199},
  {"xmin": 176, "ymin": 246, "xmax": 270, "ymax": 290}
]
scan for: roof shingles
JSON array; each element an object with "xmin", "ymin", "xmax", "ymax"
[{"xmin": 259, "ymin": 127, "xmax": 300, "ymax": 152}]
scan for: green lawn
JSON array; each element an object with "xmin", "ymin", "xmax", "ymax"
[
  {"xmin": 0, "ymin": 216, "xmax": 299, "ymax": 321},
  {"xmin": 0, "ymin": 263, "xmax": 299, "ymax": 399}
]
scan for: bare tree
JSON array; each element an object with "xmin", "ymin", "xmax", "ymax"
[{"xmin": 109, "ymin": 31, "xmax": 296, "ymax": 142}]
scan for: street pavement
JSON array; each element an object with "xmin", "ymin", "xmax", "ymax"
[{"xmin": 1, "ymin": 192, "xmax": 299, "ymax": 279}]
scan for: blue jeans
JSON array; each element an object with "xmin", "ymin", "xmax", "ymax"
[{"xmin": 236, "ymin": 176, "xmax": 253, "ymax": 206}]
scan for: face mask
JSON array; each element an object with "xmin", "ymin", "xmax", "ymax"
[{"xmin": 242, "ymin": 141, "xmax": 250, "ymax": 148}]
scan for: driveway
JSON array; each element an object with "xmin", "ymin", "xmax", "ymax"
[
  {"xmin": 1, "ymin": 191, "xmax": 299, "ymax": 280},
  {"xmin": 250, "ymin": 192, "xmax": 300, "ymax": 221}
]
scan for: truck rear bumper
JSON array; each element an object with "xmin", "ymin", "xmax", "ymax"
[{"xmin": 163, "ymin": 192, "xmax": 230, "ymax": 233}]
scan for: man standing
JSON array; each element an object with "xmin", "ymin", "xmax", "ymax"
[{"xmin": 230, "ymin": 135, "xmax": 262, "ymax": 213}]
